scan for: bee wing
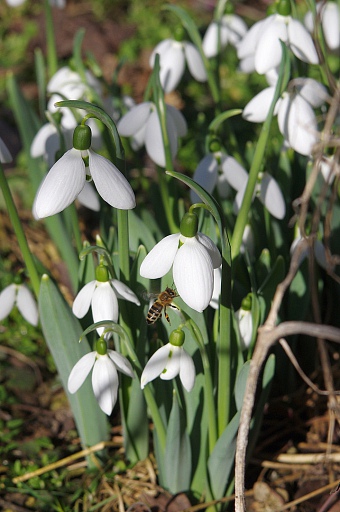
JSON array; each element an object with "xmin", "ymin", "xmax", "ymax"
[{"xmin": 142, "ymin": 291, "xmax": 158, "ymax": 302}]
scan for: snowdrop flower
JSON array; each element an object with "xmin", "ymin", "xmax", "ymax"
[
  {"xmin": 203, "ymin": 8, "xmax": 248, "ymax": 58},
  {"xmin": 0, "ymin": 281, "xmax": 38, "ymax": 326},
  {"xmin": 305, "ymin": 2, "xmax": 340, "ymax": 51},
  {"xmin": 190, "ymin": 151, "xmax": 249, "ymax": 203},
  {"xmin": 118, "ymin": 101, "xmax": 187, "ymax": 167},
  {"xmin": 0, "ymin": 137, "xmax": 12, "ymax": 163},
  {"xmin": 243, "ymin": 77, "xmax": 328, "ymax": 156},
  {"xmin": 235, "ymin": 295, "xmax": 253, "ymax": 350},
  {"xmin": 47, "ymin": 66, "xmax": 102, "ymax": 102},
  {"xmin": 237, "ymin": 0, "xmax": 318, "ymax": 75},
  {"xmin": 140, "ymin": 211, "xmax": 222, "ymax": 312},
  {"xmin": 319, "ymin": 156, "xmax": 339, "ymax": 184},
  {"xmin": 150, "ymin": 39, "xmax": 207, "ymax": 93},
  {"xmin": 141, "ymin": 329, "xmax": 195, "ymax": 392},
  {"xmin": 33, "ymin": 124, "xmax": 135, "ymax": 219},
  {"xmin": 68, "ymin": 338, "xmax": 134, "ymax": 415},
  {"xmin": 73, "ymin": 264, "xmax": 140, "ymax": 335},
  {"xmin": 290, "ymin": 229, "xmax": 327, "ymax": 270}
]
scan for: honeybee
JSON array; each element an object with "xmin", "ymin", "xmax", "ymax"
[{"xmin": 146, "ymin": 287, "xmax": 179, "ymax": 325}]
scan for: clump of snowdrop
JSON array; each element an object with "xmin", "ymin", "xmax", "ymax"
[
  {"xmin": 305, "ymin": 2, "xmax": 340, "ymax": 51},
  {"xmin": 117, "ymin": 101, "xmax": 187, "ymax": 168},
  {"xmin": 237, "ymin": 0, "xmax": 319, "ymax": 74},
  {"xmin": 68, "ymin": 337, "xmax": 134, "ymax": 415},
  {"xmin": 140, "ymin": 210, "xmax": 222, "ymax": 312},
  {"xmin": 33, "ymin": 123, "xmax": 136, "ymax": 219},
  {"xmin": 202, "ymin": 4, "xmax": 248, "ymax": 58},
  {"xmin": 141, "ymin": 328, "xmax": 195, "ymax": 392},
  {"xmin": 0, "ymin": 279, "xmax": 38, "ymax": 326},
  {"xmin": 243, "ymin": 76, "xmax": 328, "ymax": 156},
  {"xmin": 72, "ymin": 262, "xmax": 140, "ymax": 335},
  {"xmin": 149, "ymin": 36, "xmax": 207, "ymax": 93}
]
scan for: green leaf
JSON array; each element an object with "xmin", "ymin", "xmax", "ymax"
[
  {"xmin": 39, "ymin": 275, "xmax": 109, "ymax": 458},
  {"xmin": 234, "ymin": 361, "xmax": 251, "ymax": 411},
  {"xmin": 123, "ymin": 377, "xmax": 149, "ymax": 462},
  {"xmin": 164, "ymin": 391, "xmax": 192, "ymax": 493}
]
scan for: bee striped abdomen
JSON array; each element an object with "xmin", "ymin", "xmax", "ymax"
[{"xmin": 147, "ymin": 301, "xmax": 164, "ymax": 324}]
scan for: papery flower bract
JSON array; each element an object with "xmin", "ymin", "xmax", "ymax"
[
  {"xmin": 141, "ymin": 343, "xmax": 195, "ymax": 392},
  {"xmin": 0, "ymin": 137, "xmax": 12, "ymax": 163},
  {"xmin": 305, "ymin": 2, "xmax": 340, "ymax": 51},
  {"xmin": 73, "ymin": 278, "xmax": 140, "ymax": 335},
  {"xmin": 68, "ymin": 348, "xmax": 134, "ymax": 415},
  {"xmin": 33, "ymin": 144, "xmax": 135, "ymax": 219},
  {"xmin": 117, "ymin": 101, "xmax": 187, "ymax": 167},
  {"xmin": 237, "ymin": 12, "xmax": 318, "ymax": 74},
  {"xmin": 140, "ymin": 231, "xmax": 221, "ymax": 312},
  {"xmin": 0, "ymin": 283, "xmax": 38, "ymax": 326},
  {"xmin": 149, "ymin": 39, "xmax": 207, "ymax": 93},
  {"xmin": 203, "ymin": 14, "xmax": 248, "ymax": 58}
]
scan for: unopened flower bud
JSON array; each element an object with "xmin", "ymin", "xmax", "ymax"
[
  {"xmin": 73, "ymin": 125, "xmax": 92, "ymax": 150},
  {"xmin": 169, "ymin": 328, "xmax": 185, "ymax": 347}
]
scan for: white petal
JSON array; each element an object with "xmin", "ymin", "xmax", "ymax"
[
  {"xmin": 184, "ymin": 42, "xmax": 207, "ymax": 82},
  {"xmin": 145, "ymin": 110, "xmax": 178, "ymax": 167},
  {"xmin": 242, "ymin": 87, "xmax": 276, "ymax": 123},
  {"xmin": 91, "ymin": 282, "xmax": 119, "ymax": 335},
  {"xmin": 166, "ymin": 105, "xmax": 187, "ymax": 137},
  {"xmin": 110, "ymin": 279, "xmax": 140, "ymax": 305},
  {"xmin": 259, "ymin": 173, "xmax": 286, "ymax": 220},
  {"xmin": 321, "ymin": 3, "xmax": 340, "ymax": 50},
  {"xmin": 30, "ymin": 123, "xmax": 58, "ymax": 159},
  {"xmin": 89, "ymin": 150, "xmax": 135, "ymax": 210},
  {"xmin": 255, "ymin": 18, "xmax": 288, "ymax": 74},
  {"xmin": 77, "ymin": 181, "xmax": 100, "ymax": 211},
  {"xmin": 221, "ymin": 155, "xmax": 249, "ymax": 191},
  {"xmin": 173, "ymin": 238, "xmax": 214, "ymax": 312},
  {"xmin": 16, "ymin": 285, "xmax": 38, "ymax": 326},
  {"xmin": 72, "ymin": 280, "xmax": 96, "ymax": 318},
  {"xmin": 92, "ymin": 355, "xmax": 118, "ymax": 415},
  {"xmin": 202, "ymin": 22, "xmax": 227, "ymax": 58},
  {"xmin": 237, "ymin": 16, "xmax": 274, "ymax": 59},
  {"xmin": 140, "ymin": 233, "xmax": 180, "ymax": 278},
  {"xmin": 149, "ymin": 39, "xmax": 173, "ymax": 67},
  {"xmin": 236, "ymin": 309, "xmax": 253, "ymax": 350},
  {"xmin": 238, "ymin": 55, "xmax": 255, "ymax": 73},
  {"xmin": 68, "ymin": 351, "xmax": 96, "ymax": 393},
  {"xmin": 108, "ymin": 350, "xmax": 134, "ymax": 378},
  {"xmin": 196, "ymin": 233, "xmax": 222, "ymax": 268},
  {"xmin": 117, "ymin": 102, "xmax": 153, "ymax": 137},
  {"xmin": 296, "ymin": 78, "xmax": 328, "ymax": 108},
  {"xmin": 48, "ymin": 67, "xmax": 79, "ymax": 93},
  {"xmin": 0, "ymin": 137, "xmax": 12, "ymax": 163},
  {"xmin": 304, "ymin": 10, "xmax": 314, "ymax": 34},
  {"xmin": 233, "ymin": 181, "xmax": 249, "ymax": 214},
  {"xmin": 0, "ymin": 284, "xmax": 17, "ymax": 321},
  {"xmin": 221, "ymin": 14, "xmax": 248, "ymax": 46},
  {"xmin": 190, "ymin": 154, "xmax": 218, "ymax": 203},
  {"xmin": 160, "ymin": 345, "xmax": 181, "ymax": 380},
  {"xmin": 6, "ymin": 0, "xmax": 26, "ymax": 5},
  {"xmin": 159, "ymin": 42, "xmax": 185, "ymax": 92},
  {"xmin": 179, "ymin": 349, "xmax": 196, "ymax": 392},
  {"xmin": 33, "ymin": 148, "xmax": 85, "ymax": 219},
  {"xmin": 210, "ymin": 266, "xmax": 221, "ymax": 310},
  {"xmin": 141, "ymin": 344, "xmax": 171, "ymax": 388},
  {"xmin": 288, "ymin": 19, "xmax": 319, "ymax": 64}
]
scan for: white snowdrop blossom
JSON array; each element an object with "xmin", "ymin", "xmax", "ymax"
[
  {"xmin": 203, "ymin": 13, "xmax": 248, "ymax": 57},
  {"xmin": 243, "ymin": 77, "xmax": 328, "ymax": 156},
  {"xmin": 237, "ymin": 6, "xmax": 318, "ymax": 75},
  {"xmin": 118, "ymin": 101, "xmax": 187, "ymax": 167},
  {"xmin": 33, "ymin": 124, "xmax": 135, "ymax": 219},
  {"xmin": 140, "ymin": 213, "xmax": 222, "ymax": 312},
  {"xmin": 235, "ymin": 307, "xmax": 253, "ymax": 350},
  {"xmin": 150, "ymin": 39, "xmax": 207, "ymax": 92},
  {"xmin": 190, "ymin": 152, "xmax": 249, "ymax": 203},
  {"xmin": 73, "ymin": 270, "xmax": 140, "ymax": 336},
  {"xmin": 290, "ymin": 230, "xmax": 327, "ymax": 270},
  {"xmin": 305, "ymin": 2, "xmax": 340, "ymax": 51},
  {"xmin": 68, "ymin": 340, "xmax": 134, "ymax": 415},
  {"xmin": 141, "ymin": 330, "xmax": 195, "ymax": 392},
  {"xmin": 0, "ymin": 283, "xmax": 38, "ymax": 326},
  {"xmin": 0, "ymin": 137, "xmax": 12, "ymax": 163}
]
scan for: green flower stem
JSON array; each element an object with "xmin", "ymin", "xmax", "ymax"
[
  {"xmin": 44, "ymin": 0, "xmax": 58, "ymax": 79},
  {"xmin": 0, "ymin": 162, "xmax": 40, "ymax": 297},
  {"xmin": 187, "ymin": 319, "xmax": 217, "ymax": 453},
  {"xmin": 230, "ymin": 43, "xmax": 290, "ymax": 261}
]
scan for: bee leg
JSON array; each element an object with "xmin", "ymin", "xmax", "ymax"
[{"xmin": 164, "ymin": 309, "xmax": 171, "ymax": 324}]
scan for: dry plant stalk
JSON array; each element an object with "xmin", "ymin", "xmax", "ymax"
[{"xmin": 234, "ymin": 87, "xmax": 340, "ymax": 512}]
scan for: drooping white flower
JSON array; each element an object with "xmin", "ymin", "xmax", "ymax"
[
  {"xmin": 33, "ymin": 124, "xmax": 135, "ymax": 219},
  {"xmin": 47, "ymin": 66, "xmax": 102, "ymax": 102},
  {"xmin": 237, "ymin": 7, "xmax": 318, "ymax": 75},
  {"xmin": 235, "ymin": 306, "xmax": 253, "ymax": 350},
  {"xmin": 73, "ymin": 271, "xmax": 140, "ymax": 335},
  {"xmin": 0, "ymin": 283, "xmax": 38, "ymax": 326},
  {"xmin": 117, "ymin": 101, "xmax": 187, "ymax": 167},
  {"xmin": 140, "ymin": 212, "xmax": 221, "ymax": 312},
  {"xmin": 141, "ymin": 329, "xmax": 195, "ymax": 392},
  {"xmin": 150, "ymin": 39, "xmax": 207, "ymax": 92},
  {"xmin": 68, "ymin": 340, "xmax": 134, "ymax": 415},
  {"xmin": 0, "ymin": 137, "xmax": 12, "ymax": 163},
  {"xmin": 305, "ymin": 2, "xmax": 340, "ymax": 51},
  {"xmin": 203, "ymin": 13, "xmax": 248, "ymax": 58},
  {"xmin": 290, "ymin": 229, "xmax": 327, "ymax": 270}
]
